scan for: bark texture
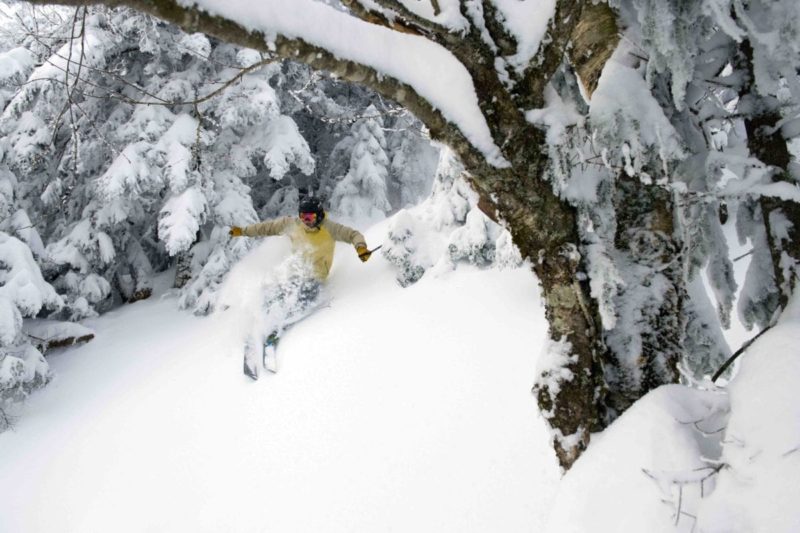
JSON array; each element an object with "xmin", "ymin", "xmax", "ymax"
[{"xmin": 567, "ymin": 2, "xmax": 620, "ymax": 97}]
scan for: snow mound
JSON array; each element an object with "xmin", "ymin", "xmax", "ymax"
[
  {"xmin": 547, "ymin": 292, "xmax": 800, "ymax": 533},
  {"xmin": 697, "ymin": 294, "xmax": 800, "ymax": 533},
  {"xmin": 546, "ymin": 385, "xmax": 729, "ymax": 533}
]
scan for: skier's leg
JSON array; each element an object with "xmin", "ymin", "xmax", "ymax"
[{"xmin": 262, "ymin": 328, "xmax": 282, "ymax": 373}]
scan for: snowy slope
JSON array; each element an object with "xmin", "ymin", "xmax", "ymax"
[{"xmin": 0, "ymin": 223, "xmax": 560, "ymax": 532}]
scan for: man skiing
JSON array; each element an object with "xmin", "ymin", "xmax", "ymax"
[
  {"xmin": 229, "ymin": 196, "xmax": 373, "ymax": 278},
  {"xmin": 228, "ymin": 196, "xmax": 373, "ymax": 378}
]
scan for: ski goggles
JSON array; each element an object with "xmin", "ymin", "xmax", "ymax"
[{"xmin": 299, "ymin": 212, "xmax": 318, "ymax": 225}]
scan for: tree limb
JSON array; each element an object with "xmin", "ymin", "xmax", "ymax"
[
  {"xmin": 348, "ymin": 0, "xmax": 532, "ymax": 152},
  {"xmin": 480, "ymin": 0, "xmax": 517, "ymax": 57},
  {"xmin": 342, "ymin": 0, "xmax": 445, "ymax": 39},
  {"xmin": 567, "ymin": 2, "xmax": 619, "ymax": 98},
  {"xmin": 24, "ymin": 2, "xmax": 473, "ymax": 148},
  {"xmin": 513, "ymin": 0, "xmax": 583, "ymax": 109}
]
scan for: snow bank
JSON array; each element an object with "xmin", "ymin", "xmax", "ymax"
[
  {"xmin": 546, "ymin": 385, "xmax": 729, "ymax": 532},
  {"xmin": 547, "ymin": 292, "xmax": 800, "ymax": 533},
  {"xmin": 696, "ymin": 294, "xmax": 800, "ymax": 533}
]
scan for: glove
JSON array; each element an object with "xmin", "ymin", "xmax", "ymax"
[
  {"xmin": 229, "ymin": 226, "xmax": 243, "ymax": 237},
  {"xmin": 356, "ymin": 245, "xmax": 371, "ymax": 262}
]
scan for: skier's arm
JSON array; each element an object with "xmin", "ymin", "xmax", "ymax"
[
  {"xmin": 325, "ymin": 220, "xmax": 367, "ymax": 249},
  {"xmin": 325, "ymin": 220, "xmax": 374, "ymax": 262},
  {"xmin": 240, "ymin": 217, "xmax": 293, "ymax": 237}
]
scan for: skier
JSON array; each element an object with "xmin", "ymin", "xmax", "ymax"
[{"xmin": 228, "ymin": 196, "xmax": 373, "ymax": 378}]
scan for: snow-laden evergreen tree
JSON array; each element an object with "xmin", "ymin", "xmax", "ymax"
[
  {"xmin": 386, "ymin": 112, "xmax": 438, "ymax": 209},
  {"xmin": 329, "ymin": 104, "xmax": 391, "ymax": 223},
  {"xmin": 383, "ymin": 147, "xmax": 521, "ymax": 287},
  {"xmin": 603, "ymin": 0, "xmax": 800, "ymax": 372},
  {"xmin": 0, "ymin": 232, "xmax": 62, "ymax": 425}
]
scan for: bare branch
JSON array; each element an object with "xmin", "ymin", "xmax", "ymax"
[
  {"xmin": 783, "ymin": 445, "xmax": 800, "ymax": 457},
  {"xmin": 51, "ymin": 6, "xmax": 84, "ymax": 146},
  {"xmin": 712, "ymin": 324, "xmax": 773, "ymax": 382},
  {"xmin": 21, "ymin": 52, "xmax": 277, "ymax": 108}
]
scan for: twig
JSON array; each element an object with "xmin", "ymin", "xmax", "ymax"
[
  {"xmin": 51, "ymin": 6, "xmax": 83, "ymax": 146},
  {"xmin": 0, "ymin": 406, "xmax": 17, "ymax": 432},
  {"xmin": 782, "ymin": 445, "xmax": 800, "ymax": 458},
  {"xmin": 32, "ymin": 41, "xmax": 276, "ymax": 107},
  {"xmin": 712, "ymin": 324, "xmax": 773, "ymax": 382},
  {"xmin": 693, "ymin": 421, "xmax": 726, "ymax": 436}
]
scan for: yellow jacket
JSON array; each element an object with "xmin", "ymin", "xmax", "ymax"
[{"xmin": 242, "ymin": 216, "xmax": 366, "ymax": 280}]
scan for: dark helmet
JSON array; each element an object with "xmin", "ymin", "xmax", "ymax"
[{"xmin": 298, "ymin": 196, "xmax": 325, "ymax": 225}]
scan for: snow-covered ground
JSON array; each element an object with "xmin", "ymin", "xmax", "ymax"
[
  {"xmin": 0, "ymin": 224, "xmax": 560, "ymax": 532},
  {"xmin": 546, "ymin": 294, "xmax": 800, "ymax": 533},
  {"xmin": 3, "ymin": 217, "xmax": 797, "ymax": 533}
]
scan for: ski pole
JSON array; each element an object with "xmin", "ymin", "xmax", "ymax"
[{"xmin": 359, "ymin": 245, "xmax": 382, "ymax": 260}]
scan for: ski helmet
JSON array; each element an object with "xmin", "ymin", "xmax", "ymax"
[{"xmin": 298, "ymin": 196, "xmax": 325, "ymax": 225}]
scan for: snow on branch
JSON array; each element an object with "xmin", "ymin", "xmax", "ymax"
[
  {"xmin": 184, "ymin": 0, "xmax": 507, "ymax": 165},
  {"xmin": 22, "ymin": 0, "xmax": 520, "ymax": 171}
]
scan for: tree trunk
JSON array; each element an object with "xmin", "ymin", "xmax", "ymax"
[{"xmin": 471, "ymin": 131, "xmax": 608, "ymax": 469}]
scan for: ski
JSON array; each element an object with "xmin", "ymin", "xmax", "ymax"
[{"xmin": 243, "ymin": 341, "xmax": 259, "ymax": 380}]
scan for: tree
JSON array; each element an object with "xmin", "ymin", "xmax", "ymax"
[
  {"xmin": 330, "ymin": 104, "xmax": 391, "ymax": 223},
  {"xmin": 0, "ymin": 232, "xmax": 62, "ymax": 426},
  {"xmin": 18, "ymin": 0, "xmax": 800, "ymax": 471}
]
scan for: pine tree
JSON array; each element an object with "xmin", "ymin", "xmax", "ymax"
[
  {"xmin": 0, "ymin": 232, "xmax": 62, "ymax": 419},
  {"xmin": 330, "ymin": 104, "xmax": 391, "ymax": 223}
]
